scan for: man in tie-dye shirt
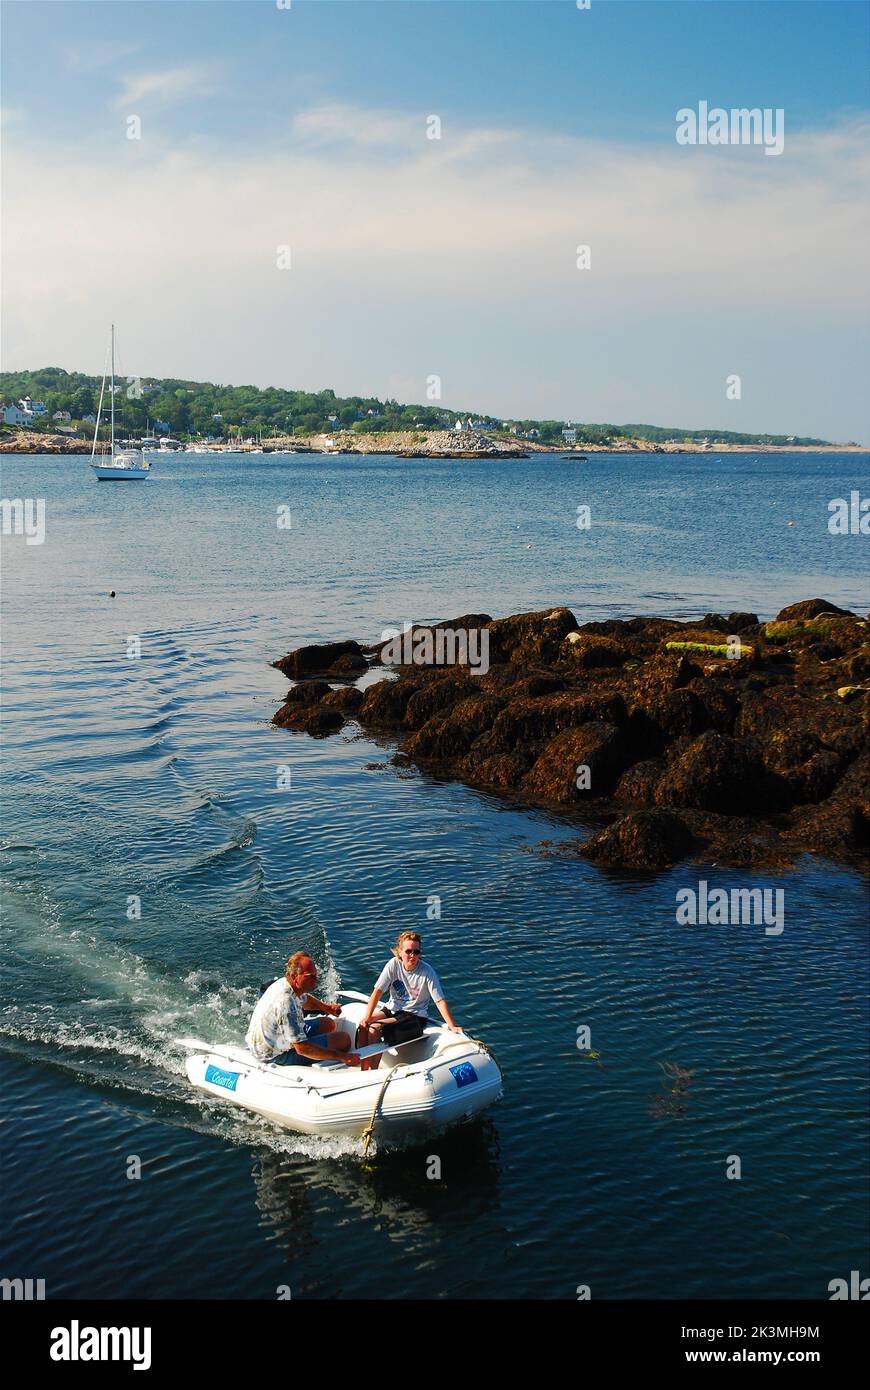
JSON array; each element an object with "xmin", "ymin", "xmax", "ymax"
[{"xmin": 245, "ymin": 953, "xmax": 360, "ymax": 1067}]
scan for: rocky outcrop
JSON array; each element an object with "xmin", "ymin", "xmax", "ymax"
[
  {"xmin": 522, "ymin": 723, "xmax": 626, "ymax": 802},
  {"xmin": 406, "ymin": 695, "xmax": 505, "ymax": 759},
  {"xmin": 774, "ymin": 598, "xmax": 854, "ymax": 622},
  {"xmin": 359, "ymin": 677, "xmax": 423, "ymax": 726},
  {"xmin": 273, "ymin": 640, "xmax": 367, "ymax": 679},
  {"xmin": 486, "ymin": 607, "xmax": 579, "ymax": 665},
  {"xmin": 580, "ymin": 810, "xmax": 695, "ymax": 869},
  {"xmin": 783, "ymin": 754, "xmax": 870, "ymax": 857},
  {"xmin": 320, "ymin": 687, "xmax": 364, "ymax": 715},
  {"xmin": 563, "ymin": 633, "xmax": 627, "ymax": 668},
  {"xmin": 271, "ymin": 599, "xmax": 869, "ymax": 871},
  {"xmin": 655, "ymin": 732, "xmax": 765, "ymax": 813}
]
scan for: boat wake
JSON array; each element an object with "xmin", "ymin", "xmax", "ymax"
[{"xmin": 0, "ymin": 864, "xmax": 349, "ymax": 1155}]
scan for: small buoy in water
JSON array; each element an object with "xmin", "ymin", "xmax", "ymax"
[
  {"xmin": 787, "ymin": 521, "xmax": 794, "ymax": 528},
  {"xmin": 525, "ymin": 543, "xmax": 533, "ymax": 549},
  {"xmin": 108, "ymin": 590, "xmax": 116, "ymax": 597}
]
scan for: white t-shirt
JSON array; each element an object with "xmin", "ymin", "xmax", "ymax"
[
  {"xmin": 245, "ymin": 978, "xmax": 307, "ymax": 1061},
  {"xmin": 375, "ymin": 957, "xmax": 444, "ymax": 1018}
]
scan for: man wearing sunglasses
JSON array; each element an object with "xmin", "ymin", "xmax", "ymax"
[{"xmin": 357, "ymin": 931, "xmax": 463, "ymax": 1070}]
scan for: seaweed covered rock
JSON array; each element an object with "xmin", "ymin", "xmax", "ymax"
[
  {"xmin": 320, "ymin": 686, "xmax": 364, "ymax": 715},
  {"xmin": 757, "ymin": 725, "xmax": 847, "ymax": 804},
  {"xmin": 655, "ymin": 731, "xmax": 764, "ymax": 813},
  {"xmin": 522, "ymin": 722, "xmax": 625, "ymax": 802},
  {"xmin": 562, "ymin": 633, "xmax": 627, "ymax": 668},
  {"xmin": 271, "ymin": 600, "xmax": 870, "ymax": 872},
  {"xmin": 329, "ymin": 652, "xmax": 368, "ymax": 676},
  {"xmin": 272, "ymin": 689, "xmax": 344, "ymax": 736},
  {"xmin": 485, "ymin": 606, "xmax": 578, "ymax": 666},
  {"xmin": 775, "ymin": 599, "xmax": 854, "ymax": 622},
  {"xmin": 300, "ymin": 705, "xmax": 345, "ymax": 736},
  {"xmin": 764, "ymin": 614, "xmax": 866, "ymax": 651},
  {"xmin": 627, "ymin": 652, "xmax": 701, "ymax": 705},
  {"xmin": 405, "ymin": 696, "xmax": 505, "ymax": 759},
  {"xmin": 727, "ymin": 611, "xmax": 760, "ymax": 631},
  {"xmin": 627, "ymin": 686, "xmax": 708, "ymax": 756},
  {"xmin": 736, "ymin": 690, "xmax": 866, "ymax": 762},
  {"xmin": 359, "ymin": 677, "xmax": 423, "ymax": 726},
  {"xmin": 845, "ymin": 650, "xmax": 870, "ymax": 682},
  {"xmin": 273, "ymin": 640, "xmax": 367, "ymax": 679},
  {"xmin": 368, "ymin": 614, "xmax": 493, "ymax": 665},
  {"xmin": 615, "ymin": 758, "xmax": 666, "ymax": 803},
  {"xmin": 272, "ymin": 680, "xmax": 331, "ymax": 729},
  {"xmin": 579, "ymin": 810, "xmax": 694, "ymax": 869},
  {"xmin": 689, "ymin": 680, "xmax": 740, "ymax": 736},
  {"xmin": 487, "ymin": 691, "xmax": 627, "ymax": 755},
  {"xmin": 403, "ymin": 671, "xmax": 477, "ymax": 729},
  {"xmin": 495, "ymin": 673, "xmax": 567, "ymax": 700},
  {"xmin": 786, "ymin": 753, "xmax": 870, "ymax": 857},
  {"xmin": 663, "ymin": 627, "xmax": 741, "ymax": 650},
  {"xmin": 280, "ymin": 681, "xmax": 332, "ymax": 706},
  {"xmin": 579, "ymin": 616, "xmax": 682, "ymax": 641}
]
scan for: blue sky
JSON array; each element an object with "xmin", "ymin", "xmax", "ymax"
[
  {"xmin": 3, "ymin": 0, "xmax": 869, "ymax": 440},
  {"xmin": 6, "ymin": 1, "xmax": 869, "ymax": 146}
]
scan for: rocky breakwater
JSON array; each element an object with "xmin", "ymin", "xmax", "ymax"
[
  {"xmin": 271, "ymin": 599, "xmax": 870, "ymax": 871},
  {"xmin": 0, "ymin": 431, "xmax": 88, "ymax": 454},
  {"xmin": 303, "ymin": 429, "xmax": 529, "ymax": 458},
  {"xmin": 399, "ymin": 429, "xmax": 527, "ymax": 459}
]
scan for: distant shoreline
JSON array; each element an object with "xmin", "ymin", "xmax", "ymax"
[{"xmin": 1, "ymin": 430, "xmax": 866, "ymax": 458}]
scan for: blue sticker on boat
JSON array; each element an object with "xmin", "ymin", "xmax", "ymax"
[
  {"xmin": 205, "ymin": 1063, "xmax": 240, "ymax": 1092},
  {"xmin": 450, "ymin": 1062, "xmax": 478, "ymax": 1088}
]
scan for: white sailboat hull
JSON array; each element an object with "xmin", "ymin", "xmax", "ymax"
[
  {"xmin": 91, "ymin": 446, "xmax": 150, "ymax": 480},
  {"xmin": 90, "ymin": 463, "xmax": 150, "ymax": 480}
]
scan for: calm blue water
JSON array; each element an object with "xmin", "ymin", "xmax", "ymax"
[{"xmin": 1, "ymin": 449, "xmax": 868, "ymax": 1300}]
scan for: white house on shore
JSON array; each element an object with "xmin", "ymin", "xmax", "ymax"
[
  {"xmin": 3, "ymin": 404, "xmax": 29, "ymax": 426},
  {"xmin": 18, "ymin": 397, "xmax": 47, "ymax": 417}
]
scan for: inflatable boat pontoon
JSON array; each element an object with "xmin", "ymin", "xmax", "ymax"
[{"xmin": 179, "ymin": 994, "xmax": 502, "ymax": 1143}]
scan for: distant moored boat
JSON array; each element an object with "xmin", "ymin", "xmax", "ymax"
[{"xmin": 89, "ymin": 326, "xmax": 151, "ymax": 480}]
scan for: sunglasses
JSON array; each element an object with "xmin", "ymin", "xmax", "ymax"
[{"xmin": 403, "ymin": 947, "xmax": 421, "ymax": 956}]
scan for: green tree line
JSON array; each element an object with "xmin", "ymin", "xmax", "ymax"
[{"xmin": 0, "ymin": 367, "xmax": 830, "ymax": 446}]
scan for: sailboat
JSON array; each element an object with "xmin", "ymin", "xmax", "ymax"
[{"xmin": 89, "ymin": 325, "xmax": 151, "ymax": 480}]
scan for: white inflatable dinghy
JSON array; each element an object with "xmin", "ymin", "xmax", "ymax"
[{"xmin": 179, "ymin": 993, "xmax": 502, "ymax": 1143}]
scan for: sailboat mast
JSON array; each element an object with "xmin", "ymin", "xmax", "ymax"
[{"xmin": 110, "ymin": 323, "xmax": 115, "ymax": 455}]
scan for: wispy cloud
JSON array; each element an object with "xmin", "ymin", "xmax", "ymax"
[
  {"xmin": 290, "ymin": 102, "xmax": 418, "ymax": 150},
  {"xmin": 288, "ymin": 101, "xmax": 515, "ymax": 167},
  {"xmin": 8, "ymin": 103, "xmax": 868, "ymax": 305},
  {"xmin": 66, "ymin": 40, "xmax": 142, "ymax": 74},
  {"xmin": 3, "ymin": 104, "xmax": 868, "ymax": 438},
  {"xmin": 113, "ymin": 62, "xmax": 221, "ymax": 113}
]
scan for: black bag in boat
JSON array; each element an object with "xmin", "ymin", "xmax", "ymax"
[{"xmin": 378, "ymin": 1010, "xmax": 426, "ymax": 1046}]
